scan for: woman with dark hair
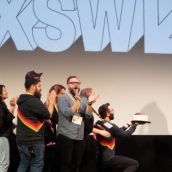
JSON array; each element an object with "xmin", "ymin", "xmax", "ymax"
[
  {"xmin": 0, "ymin": 85, "xmax": 17, "ymax": 172},
  {"xmin": 80, "ymin": 88, "xmax": 95, "ymax": 141},
  {"xmin": 43, "ymin": 84, "xmax": 66, "ymax": 172},
  {"xmin": 79, "ymin": 88, "xmax": 110, "ymax": 172},
  {"xmin": 80, "ymin": 88, "xmax": 109, "ymax": 140}
]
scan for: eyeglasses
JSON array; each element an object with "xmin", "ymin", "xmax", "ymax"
[{"xmin": 68, "ymin": 82, "xmax": 81, "ymax": 85}]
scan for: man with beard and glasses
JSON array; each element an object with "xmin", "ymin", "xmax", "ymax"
[
  {"xmin": 16, "ymin": 70, "xmax": 56, "ymax": 172},
  {"xmin": 94, "ymin": 103, "xmax": 139, "ymax": 172},
  {"xmin": 57, "ymin": 76, "xmax": 99, "ymax": 172}
]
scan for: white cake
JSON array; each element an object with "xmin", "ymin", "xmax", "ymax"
[{"xmin": 133, "ymin": 112, "xmax": 151, "ymax": 123}]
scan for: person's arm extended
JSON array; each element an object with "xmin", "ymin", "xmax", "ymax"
[
  {"xmin": 120, "ymin": 121, "xmax": 133, "ymax": 131},
  {"xmin": 111, "ymin": 123, "xmax": 138, "ymax": 138}
]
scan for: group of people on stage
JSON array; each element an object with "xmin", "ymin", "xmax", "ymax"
[{"xmin": 0, "ymin": 70, "xmax": 143, "ymax": 172}]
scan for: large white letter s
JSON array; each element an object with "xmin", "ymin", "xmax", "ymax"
[{"xmin": 33, "ymin": 0, "xmax": 76, "ymax": 52}]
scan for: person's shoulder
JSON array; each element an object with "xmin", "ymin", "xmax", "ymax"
[
  {"xmin": 30, "ymin": 96, "xmax": 42, "ymax": 102},
  {"xmin": 94, "ymin": 120, "xmax": 104, "ymax": 128},
  {"xmin": 59, "ymin": 93, "xmax": 69, "ymax": 100},
  {"xmin": 62, "ymin": 93, "xmax": 68, "ymax": 98},
  {"xmin": 26, "ymin": 97, "xmax": 44, "ymax": 106}
]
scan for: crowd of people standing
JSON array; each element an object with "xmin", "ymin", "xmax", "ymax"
[{"xmin": 0, "ymin": 70, "xmax": 142, "ymax": 172}]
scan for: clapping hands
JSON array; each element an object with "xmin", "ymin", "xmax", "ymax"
[
  {"xmin": 9, "ymin": 97, "xmax": 18, "ymax": 107},
  {"xmin": 88, "ymin": 92, "xmax": 99, "ymax": 104},
  {"xmin": 9, "ymin": 96, "xmax": 18, "ymax": 115}
]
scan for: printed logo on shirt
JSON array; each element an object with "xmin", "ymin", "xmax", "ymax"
[{"xmin": 17, "ymin": 108, "xmax": 44, "ymax": 132}]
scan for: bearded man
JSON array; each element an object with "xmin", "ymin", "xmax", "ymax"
[
  {"xmin": 57, "ymin": 76, "xmax": 99, "ymax": 172},
  {"xmin": 94, "ymin": 103, "xmax": 139, "ymax": 172},
  {"xmin": 16, "ymin": 70, "xmax": 56, "ymax": 172}
]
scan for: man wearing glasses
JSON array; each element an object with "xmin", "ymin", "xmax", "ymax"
[{"xmin": 57, "ymin": 76, "xmax": 99, "ymax": 172}]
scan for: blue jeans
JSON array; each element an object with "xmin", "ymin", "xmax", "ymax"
[
  {"xmin": 0, "ymin": 137, "xmax": 10, "ymax": 172},
  {"xmin": 17, "ymin": 143, "xmax": 45, "ymax": 172}
]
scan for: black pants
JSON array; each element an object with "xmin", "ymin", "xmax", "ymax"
[
  {"xmin": 57, "ymin": 134, "xmax": 85, "ymax": 172},
  {"xmin": 103, "ymin": 155, "xmax": 139, "ymax": 172},
  {"xmin": 43, "ymin": 145, "xmax": 61, "ymax": 172}
]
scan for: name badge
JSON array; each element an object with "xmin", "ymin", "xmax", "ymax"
[
  {"xmin": 104, "ymin": 122, "xmax": 113, "ymax": 129},
  {"xmin": 72, "ymin": 114, "xmax": 83, "ymax": 125}
]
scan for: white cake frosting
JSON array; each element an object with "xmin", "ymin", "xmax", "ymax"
[{"xmin": 133, "ymin": 112, "xmax": 149, "ymax": 122}]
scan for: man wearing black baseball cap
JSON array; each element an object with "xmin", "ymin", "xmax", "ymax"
[
  {"xmin": 24, "ymin": 70, "xmax": 43, "ymax": 89},
  {"xmin": 16, "ymin": 70, "xmax": 56, "ymax": 172}
]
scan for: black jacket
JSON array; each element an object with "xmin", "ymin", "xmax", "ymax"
[
  {"xmin": 0, "ymin": 103, "xmax": 15, "ymax": 137},
  {"xmin": 16, "ymin": 94, "xmax": 51, "ymax": 145}
]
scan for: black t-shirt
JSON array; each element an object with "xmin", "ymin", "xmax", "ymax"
[{"xmin": 94, "ymin": 120, "xmax": 137, "ymax": 162}]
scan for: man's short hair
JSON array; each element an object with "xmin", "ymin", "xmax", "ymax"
[
  {"xmin": 25, "ymin": 70, "xmax": 43, "ymax": 89},
  {"xmin": 66, "ymin": 76, "xmax": 78, "ymax": 84},
  {"xmin": 98, "ymin": 103, "xmax": 110, "ymax": 119}
]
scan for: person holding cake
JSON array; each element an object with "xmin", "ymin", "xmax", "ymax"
[{"xmin": 94, "ymin": 103, "xmax": 142, "ymax": 172}]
